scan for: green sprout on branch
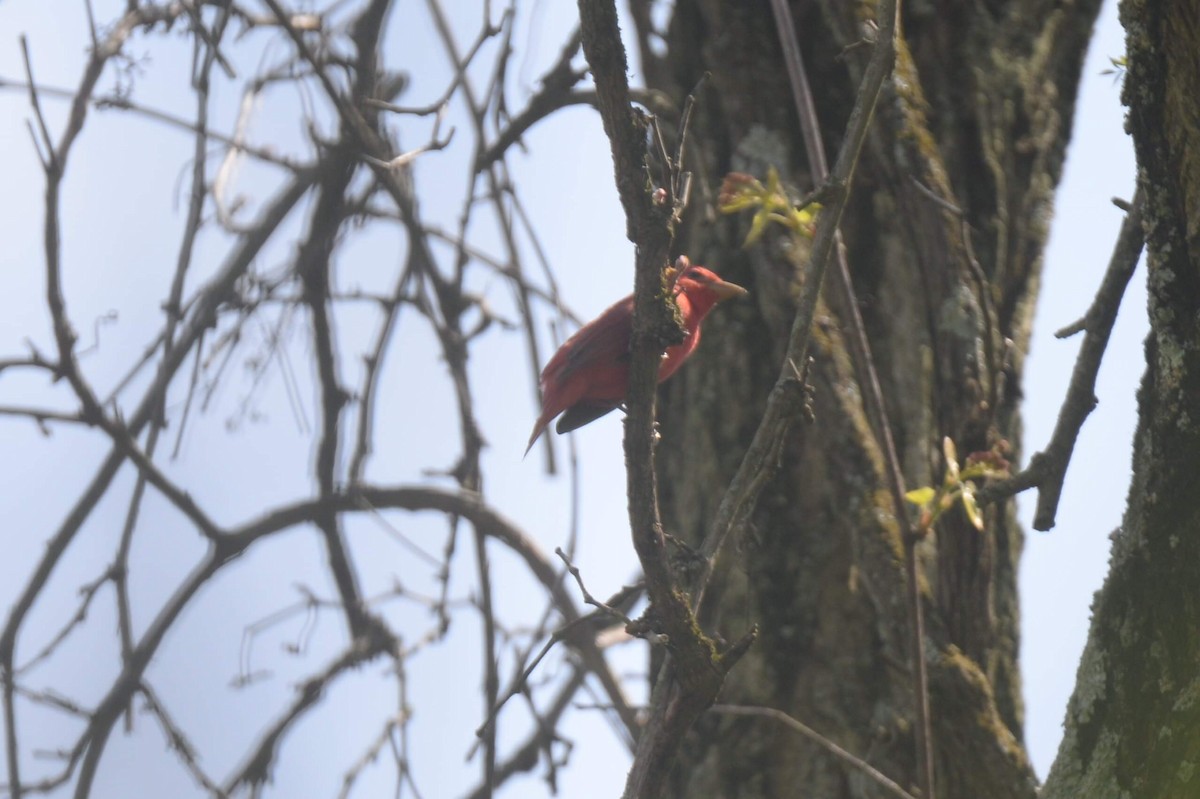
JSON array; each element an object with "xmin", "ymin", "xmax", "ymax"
[
  {"xmin": 905, "ymin": 438, "xmax": 1011, "ymax": 534},
  {"xmin": 717, "ymin": 167, "xmax": 820, "ymax": 246},
  {"xmin": 1100, "ymin": 55, "xmax": 1127, "ymax": 81}
]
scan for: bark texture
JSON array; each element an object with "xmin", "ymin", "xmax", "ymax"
[
  {"xmin": 635, "ymin": 0, "xmax": 1103, "ymax": 796},
  {"xmin": 1041, "ymin": 1, "xmax": 1200, "ymax": 796}
]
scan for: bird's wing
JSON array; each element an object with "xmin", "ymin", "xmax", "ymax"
[{"xmin": 543, "ymin": 297, "xmax": 633, "ymax": 387}]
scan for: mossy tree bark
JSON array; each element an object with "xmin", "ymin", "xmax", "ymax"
[
  {"xmin": 1040, "ymin": 2, "xmax": 1200, "ymax": 797},
  {"xmin": 632, "ymin": 0, "xmax": 1104, "ymax": 796}
]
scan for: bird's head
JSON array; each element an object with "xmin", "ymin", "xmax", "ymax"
[{"xmin": 668, "ymin": 256, "xmax": 748, "ymax": 316}]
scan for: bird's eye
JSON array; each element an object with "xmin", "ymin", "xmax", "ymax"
[{"xmin": 684, "ymin": 269, "xmax": 706, "ymax": 281}]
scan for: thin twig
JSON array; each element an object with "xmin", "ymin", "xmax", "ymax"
[
  {"xmin": 140, "ymin": 683, "xmax": 228, "ymax": 796},
  {"xmin": 338, "ymin": 717, "xmax": 402, "ymax": 799},
  {"xmin": 979, "ymin": 188, "xmax": 1145, "ymax": 530},
  {"xmin": 767, "ymin": 0, "xmax": 933, "ymax": 793},
  {"xmin": 13, "ymin": 569, "xmax": 112, "ymax": 677},
  {"xmin": 465, "ymin": 664, "xmax": 590, "ymax": 799},
  {"xmin": 0, "ymin": 77, "xmax": 303, "ymax": 171},
  {"xmin": 222, "ymin": 640, "xmax": 398, "ymax": 794},
  {"xmin": 691, "ymin": 0, "xmax": 897, "ymax": 601},
  {"xmin": 0, "ymin": 406, "xmax": 87, "ymax": 426},
  {"xmin": 556, "ymin": 548, "xmax": 634, "ymax": 625},
  {"xmin": 419, "ymin": 4, "xmax": 502, "ymax": 790},
  {"xmin": 365, "ymin": 13, "xmax": 502, "ymax": 117},
  {"xmin": 362, "ymin": 107, "xmax": 455, "ymax": 169},
  {"xmin": 710, "ymin": 705, "xmax": 918, "ymax": 799},
  {"xmin": 475, "ymin": 583, "xmax": 640, "ymax": 745},
  {"xmin": 19, "ymin": 38, "xmax": 57, "ymax": 172}
]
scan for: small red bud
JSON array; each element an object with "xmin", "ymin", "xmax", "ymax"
[{"xmin": 718, "ymin": 172, "xmax": 759, "ymax": 207}]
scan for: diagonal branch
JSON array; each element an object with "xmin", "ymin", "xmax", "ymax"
[
  {"xmin": 692, "ymin": 0, "xmax": 898, "ymax": 611},
  {"xmin": 710, "ymin": 704, "xmax": 918, "ymax": 799},
  {"xmin": 980, "ymin": 189, "xmax": 1145, "ymax": 530},
  {"xmin": 222, "ymin": 639, "xmax": 398, "ymax": 794},
  {"xmin": 765, "ymin": 0, "xmax": 934, "ymax": 793}
]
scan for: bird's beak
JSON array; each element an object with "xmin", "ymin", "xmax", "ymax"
[{"xmin": 710, "ymin": 278, "xmax": 748, "ymax": 301}]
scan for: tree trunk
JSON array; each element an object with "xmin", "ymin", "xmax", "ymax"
[
  {"xmin": 636, "ymin": 0, "xmax": 1103, "ymax": 796},
  {"xmin": 1041, "ymin": 2, "xmax": 1200, "ymax": 797}
]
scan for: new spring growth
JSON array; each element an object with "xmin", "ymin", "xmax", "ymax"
[
  {"xmin": 905, "ymin": 437, "xmax": 1011, "ymax": 535},
  {"xmin": 717, "ymin": 167, "xmax": 821, "ymax": 246}
]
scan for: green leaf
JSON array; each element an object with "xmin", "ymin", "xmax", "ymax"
[
  {"xmin": 905, "ymin": 487, "xmax": 936, "ymax": 506},
  {"xmin": 718, "ymin": 194, "xmax": 761, "ymax": 214},
  {"xmin": 943, "ymin": 436, "xmax": 960, "ymax": 481},
  {"xmin": 962, "ymin": 486, "xmax": 984, "ymax": 530},
  {"xmin": 764, "ymin": 166, "xmax": 783, "ymax": 198},
  {"xmin": 744, "ymin": 208, "xmax": 771, "ymax": 246},
  {"xmin": 789, "ymin": 205, "xmax": 820, "ymax": 237}
]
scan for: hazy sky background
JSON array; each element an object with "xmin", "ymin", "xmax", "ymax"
[{"xmin": 0, "ymin": 0, "xmax": 1139, "ymax": 796}]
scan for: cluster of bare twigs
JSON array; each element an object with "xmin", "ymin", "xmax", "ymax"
[{"xmin": 0, "ymin": 2, "xmax": 647, "ymax": 797}]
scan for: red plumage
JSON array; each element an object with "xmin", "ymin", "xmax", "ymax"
[{"xmin": 526, "ymin": 258, "xmax": 747, "ymax": 454}]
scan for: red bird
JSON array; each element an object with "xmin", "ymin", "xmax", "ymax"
[{"xmin": 526, "ymin": 257, "xmax": 747, "ymax": 454}]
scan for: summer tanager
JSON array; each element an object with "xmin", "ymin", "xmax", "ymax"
[{"xmin": 526, "ymin": 257, "xmax": 747, "ymax": 454}]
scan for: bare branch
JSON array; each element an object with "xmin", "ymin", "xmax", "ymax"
[
  {"xmin": 694, "ymin": 0, "xmax": 897, "ymax": 611},
  {"xmin": 766, "ymin": 0, "xmax": 934, "ymax": 792},
  {"xmin": 710, "ymin": 705, "xmax": 918, "ymax": 799},
  {"xmin": 556, "ymin": 548, "xmax": 633, "ymax": 625},
  {"xmin": 222, "ymin": 638, "xmax": 398, "ymax": 794},
  {"xmin": 18, "ymin": 37, "xmax": 56, "ymax": 171},
  {"xmin": 979, "ymin": 188, "xmax": 1145, "ymax": 530},
  {"xmin": 577, "ymin": 3, "xmax": 757, "ymax": 796},
  {"xmin": 140, "ymin": 683, "xmax": 228, "ymax": 797}
]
